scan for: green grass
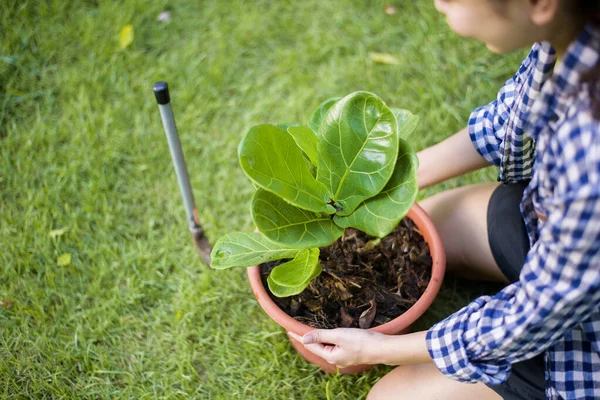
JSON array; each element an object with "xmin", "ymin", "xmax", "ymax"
[{"xmin": 1, "ymin": 0, "xmax": 526, "ymax": 398}]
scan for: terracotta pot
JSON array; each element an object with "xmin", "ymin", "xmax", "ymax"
[{"xmin": 247, "ymin": 202, "xmax": 446, "ymax": 374}]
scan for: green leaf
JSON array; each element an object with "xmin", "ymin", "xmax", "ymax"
[
  {"xmin": 267, "ymin": 266, "xmax": 322, "ymax": 297},
  {"xmin": 270, "ymin": 248, "xmax": 320, "ymax": 286},
  {"xmin": 274, "ymin": 124, "xmax": 316, "ymax": 173},
  {"xmin": 275, "ymin": 123, "xmax": 298, "ymax": 131},
  {"xmin": 287, "ymin": 125, "xmax": 319, "ymax": 167},
  {"xmin": 369, "ymin": 52, "xmax": 400, "ymax": 65},
  {"xmin": 239, "ymin": 124, "xmax": 335, "ymax": 214},
  {"xmin": 119, "ymin": 24, "xmax": 134, "ymax": 49},
  {"xmin": 210, "ymin": 232, "xmax": 300, "ymax": 269},
  {"xmin": 391, "ymin": 108, "xmax": 420, "ymax": 140},
  {"xmin": 49, "ymin": 228, "xmax": 67, "ymax": 238},
  {"xmin": 308, "ymin": 97, "xmax": 341, "ymax": 135},
  {"xmin": 267, "ymin": 249, "xmax": 322, "ymax": 297},
  {"xmin": 57, "ymin": 253, "xmax": 72, "ymax": 266},
  {"xmin": 317, "ymin": 91, "xmax": 398, "ymax": 216},
  {"xmin": 334, "ymin": 139, "xmax": 418, "ymax": 237},
  {"xmin": 275, "ymin": 123, "xmax": 316, "ymax": 175},
  {"xmin": 252, "ymin": 189, "xmax": 344, "ymax": 248}
]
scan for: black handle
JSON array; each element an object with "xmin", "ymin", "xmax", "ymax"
[{"xmin": 153, "ymin": 81, "xmax": 170, "ymax": 105}]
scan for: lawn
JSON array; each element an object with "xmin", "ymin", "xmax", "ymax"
[{"xmin": 1, "ymin": 1, "xmax": 526, "ymax": 398}]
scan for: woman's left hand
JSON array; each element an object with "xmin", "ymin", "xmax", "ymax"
[{"xmin": 287, "ymin": 328, "xmax": 386, "ymax": 368}]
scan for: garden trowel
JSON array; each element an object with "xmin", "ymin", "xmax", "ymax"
[{"xmin": 153, "ymin": 81, "xmax": 212, "ymax": 265}]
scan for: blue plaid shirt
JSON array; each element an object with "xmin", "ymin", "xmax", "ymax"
[{"xmin": 426, "ymin": 25, "xmax": 600, "ymax": 400}]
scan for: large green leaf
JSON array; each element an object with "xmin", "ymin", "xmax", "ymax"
[
  {"xmin": 287, "ymin": 125, "xmax": 319, "ymax": 167},
  {"xmin": 317, "ymin": 92, "xmax": 398, "ymax": 216},
  {"xmin": 239, "ymin": 124, "xmax": 335, "ymax": 214},
  {"xmin": 210, "ymin": 232, "xmax": 300, "ymax": 269},
  {"xmin": 391, "ymin": 108, "xmax": 420, "ymax": 140},
  {"xmin": 268, "ymin": 262, "xmax": 322, "ymax": 297},
  {"xmin": 308, "ymin": 97, "xmax": 341, "ymax": 135},
  {"xmin": 334, "ymin": 138, "xmax": 418, "ymax": 237},
  {"xmin": 251, "ymin": 189, "xmax": 344, "ymax": 248},
  {"xmin": 275, "ymin": 123, "xmax": 297, "ymax": 131},
  {"xmin": 275, "ymin": 124, "xmax": 317, "ymax": 175},
  {"xmin": 266, "ymin": 248, "xmax": 321, "ymax": 297}
]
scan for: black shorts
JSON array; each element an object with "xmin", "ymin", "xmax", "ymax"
[{"xmin": 485, "ymin": 182, "xmax": 546, "ymax": 400}]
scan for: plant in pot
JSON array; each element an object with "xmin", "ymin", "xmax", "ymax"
[{"xmin": 210, "ymin": 91, "xmax": 445, "ymax": 374}]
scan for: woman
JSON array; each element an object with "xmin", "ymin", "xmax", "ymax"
[{"xmin": 288, "ymin": 1, "xmax": 600, "ymax": 399}]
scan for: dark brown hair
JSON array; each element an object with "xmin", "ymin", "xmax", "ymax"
[
  {"xmin": 494, "ymin": 0, "xmax": 600, "ymax": 118},
  {"xmin": 578, "ymin": 0, "xmax": 600, "ymax": 118}
]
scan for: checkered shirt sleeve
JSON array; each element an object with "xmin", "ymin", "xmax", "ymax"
[
  {"xmin": 467, "ymin": 78, "xmax": 517, "ymax": 167},
  {"xmin": 467, "ymin": 48, "xmax": 540, "ymax": 169},
  {"xmin": 426, "ymin": 114, "xmax": 600, "ymax": 385}
]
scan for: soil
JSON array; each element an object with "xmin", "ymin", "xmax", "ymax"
[{"xmin": 259, "ymin": 218, "xmax": 432, "ymax": 329}]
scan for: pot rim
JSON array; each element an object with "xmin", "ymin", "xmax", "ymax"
[{"xmin": 247, "ymin": 202, "xmax": 446, "ymax": 336}]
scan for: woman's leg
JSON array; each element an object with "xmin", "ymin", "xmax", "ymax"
[
  {"xmin": 419, "ymin": 182, "xmax": 509, "ymax": 283},
  {"xmin": 367, "ymin": 363, "xmax": 501, "ymax": 400}
]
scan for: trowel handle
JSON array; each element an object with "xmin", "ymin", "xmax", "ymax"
[{"xmin": 153, "ymin": 81, "xmax": 200, "ymax": 230}]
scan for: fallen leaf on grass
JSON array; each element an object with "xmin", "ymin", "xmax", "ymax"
[
  {"xmin": 119, "ymin": 24, "xmax": 134, "ymax": 49},
  {"xmin": 57, "ymin": 253, "xmax": 72, "ymax": 266},
  {"xmin": 157, "ymin": 11, "xmax": 171, "ymax": 22},
  {"xmin": 49, "ymin": 228, "xmax": 67, "ymax": 238},
  {"xmin": 369, "ymin": 52, "xmax": 400, "ymax": 65},
  {"xmin": 0, "ymin": 300, "xmax": 13, "ymax": 309}
]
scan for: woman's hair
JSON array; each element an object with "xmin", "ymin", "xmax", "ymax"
[
  {"xmin": 578, "ymin": 0, "xmax": 600, "ymax": 118},
  {"xmin": 493, "ymin": 0, "xmax": 600, "ymax": 118}
]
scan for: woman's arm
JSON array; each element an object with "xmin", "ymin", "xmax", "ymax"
[
  {"xmin": 376, "ymin": 331, "xmax": 431, "ymax": 365},
  {"xmin": 287, "ymin": 329, "xmax": 431, "ymax": 368},
  {"xmin": 417, "ymin": 127, "xmax": 491, "ymax": 190}
]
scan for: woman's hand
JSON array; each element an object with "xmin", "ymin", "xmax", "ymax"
[
  {"xmin": 287, "ymin": 329, "xmax": 432, "ymax": 368},
  {"xmin": 287, "ymin": 328, "xmax": 386, "ymax": 368}
]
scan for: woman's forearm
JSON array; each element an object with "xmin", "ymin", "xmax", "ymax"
[
  {"xmin": 417, "ymin": 127, "xmax": 490, "ymax": 190},
  {"xmin": 373, "ymin": 331, "xmax": 432, "ymax": 366}
]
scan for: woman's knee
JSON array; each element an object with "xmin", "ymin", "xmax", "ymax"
[
  {"xmin": 367, "ymin": 364, "xmax": 418, "ymax": 400},
  {"xmin": 367, "ymin": 363, "xmax": 500, "ymax": 400},
  {"xmin": 367, "ymin": 363, "xmax": 442, "ymax": 400},
  {"xmin": 419, "ymin": 183, "xmax": 507, "ymax": 282}
]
